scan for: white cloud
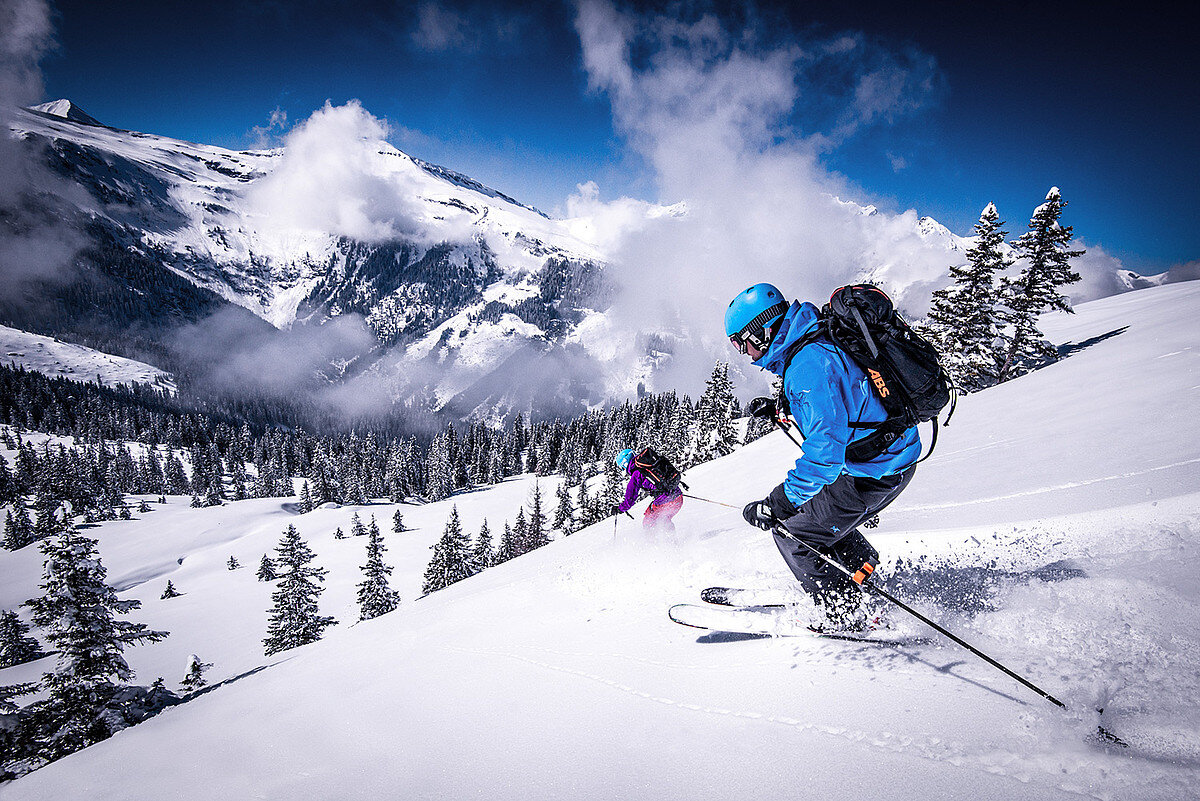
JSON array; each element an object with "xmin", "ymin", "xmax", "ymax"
[
  {"xmin": 569, "ymin": 0, "xmax": 950, "ymax": 394},
  {"xmin": 247, "ymin": 100, "xmax": 433, "ymax": 243},
  {"xmin": 248, "ymin": 106, "xmax": 289, "ymax": 148},
  {"xmin": 411, "ymin": 2, "xmax": 472, "ymax": 52}
]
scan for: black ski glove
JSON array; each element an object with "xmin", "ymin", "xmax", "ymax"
[
  {"xmin": 747, "ymin": 396, "xmax": 777, "ymax": 420},
  {"xmin": 742, "ymin": 500, "xmax": 775, "ymax": 531},
  {"xmin": 743, "ymin": 483, "xmax": 800, "ymax": 531}
]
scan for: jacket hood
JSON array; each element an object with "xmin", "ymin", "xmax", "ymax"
[{"xmin": 754, "ymin": 301, "xmax": 821, "ymax": 375}]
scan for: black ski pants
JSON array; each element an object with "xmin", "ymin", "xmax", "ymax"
[{"xmin": 773, "ymin": 466, "xmax": 915, "ymax": 609}]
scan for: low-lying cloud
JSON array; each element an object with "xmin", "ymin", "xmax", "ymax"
[
  {"xmin": 0, "ymin": 0, "xmax": 87, "ymax": 302},
  {"xmin": 248, "ymin": 100, "xmax": 442, "ymax": 244}
]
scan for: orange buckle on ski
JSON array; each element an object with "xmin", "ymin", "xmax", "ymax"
[{"xmin": 852, "ymin": 562, "xmax": 875, "ymax": 585}]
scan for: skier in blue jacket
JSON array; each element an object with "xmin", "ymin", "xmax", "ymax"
[{"xmin": 725, "ymin": 283, "xmax": 921, "ymax": 631}]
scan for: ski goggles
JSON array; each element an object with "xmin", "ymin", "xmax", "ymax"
[{"xmin": 729, "ymin": 301, "xmax": 788, "ymax": 355}]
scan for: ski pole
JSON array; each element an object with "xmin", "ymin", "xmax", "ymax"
[
  {"xmin": 773, "ymin": 524, "xmax": 1127, "ymax": 747},
  {"xmin": 682, "ymin": 494, "xmax": 741, "ymax": 510}
]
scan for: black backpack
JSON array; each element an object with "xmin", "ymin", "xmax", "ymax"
[
  {"xmin": 631, "ymin": 446, "xmax": 686, "ymax": 494},
  {"xmin": 785, "ymin": 284, "xmax": 956, "ymax": 462}
]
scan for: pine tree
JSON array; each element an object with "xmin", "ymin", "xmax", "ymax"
[
  {"xmin": 422, "ymin": 506, "xmax": 473, "ymax": 593},
  {"xmin": 263, "ymin": 525, "xmax": 336, "ymax": 655},
  {"xmin": 227, "ymin": 556, "xmax": 240, "ymax": 570},
  {"xmin": 689, "ymin": 362, "xmax": 738, "ymax": 465},
  {"xmin": 350, "ymin": 511, "xmax": 366, "ymax": 538},
  {"xmin": 22, "ymin": 527, "xmax": 168, "ymax": 760},
  {"xmin": 257, "ymin": 554, "xmax": 277, "ymax": 581},
  {"xmin": 160, "ymin": 580, "xmax": 181, "ymax": 599},
  {"xmin": 3, "ymin": 505, "xmax": 35, "ymax": 550},
  {"xmin": 470, "ymin": 519, "xmax": 493, "ymax": 573},
  {"xmin": 333, "ymin": 527, "xmax": 346, "ymax": 540},
  {"xmin": 553, "ymin": 481, "xmax": 576, "ymax": 534},
  {"xmin": 179, "ymin": 654, "xmax": 212, "ymax": 693},
  {"xmin": 0, "ymin": 609, "xmax": 44, "ymax": 668},
  {"xmin": 997, "ymin": 187, "xmax": 1085, "ymax": 382},
  {"xmin": 392, "ymin": 509, "xmax": 405, "ymax": 534},
  {"xmin": 424, "ymin": 429, "xmax": 453, "ymax": 502},
  {"xmin": 298, "ymin": 481, "xmax": 314, "ymax": 514},
  {"xmin": 526, "ymin": 483, "xmax": 549, "ymax": 551},
  {"xmin": 356, "ymin": 521, "xmax": 400, "ymax": 621},
  {"xmin": 509, "ymin": 508, "xmax": 529, "ymax": 560},
  {"xmin": 926, "ymin": 202, "xmax": 1012, "ymax": 391}
]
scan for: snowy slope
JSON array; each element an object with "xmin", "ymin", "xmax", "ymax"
[
  {"xmin": 3, "ymin": 285, "xmax": 1200, "ymax": 799},
  {"xmin": 0, "ymin": 324, "xmax": 176, "ymax": 392}
]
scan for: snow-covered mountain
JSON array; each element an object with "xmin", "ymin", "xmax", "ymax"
[
  {"xmin": 2, "ymin": 282, "xmax": 1199, "ymax": 800},
  {"xmin": 0, "ymin": 324, "xmax": 175, "ymax": 392},
  {"xmin": 5, "ymin": 101, "xmax": 621, "ymax": 419}
]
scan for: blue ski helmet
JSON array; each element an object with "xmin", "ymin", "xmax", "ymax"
[
  {"xmin": 725, "ymin": 283, "xmax": 788, "ymax": 353},
  {"xmin": 615, "ymin": 448, "xmax": 634, "ymax": 471}
]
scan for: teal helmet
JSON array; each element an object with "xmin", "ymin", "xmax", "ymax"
[
  {"xmin": 725, "ymin": 283, "xmax": 788, "ymax": 354},
  {"xmin": 615, "ymin": 448, "xmax": 634, "ymax": 471}
]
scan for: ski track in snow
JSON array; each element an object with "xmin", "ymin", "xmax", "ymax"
[{"xmin": 902, "ymin": 456, "xmax": 1200, "ymax": 512}]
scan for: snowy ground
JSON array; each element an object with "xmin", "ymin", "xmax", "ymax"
[
  {"xmin": 3, "ymin": 282, "xmax": 1199, "ymax": 800},
  {"xmin": 0, "ymin": 324, "xmax": 176, "ymax": 393}
]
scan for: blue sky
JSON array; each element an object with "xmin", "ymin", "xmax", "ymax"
[{"xmin": 37, "ymin": 0, "xmax": 1197, "ymax": 274}]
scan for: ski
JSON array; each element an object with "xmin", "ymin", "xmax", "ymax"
[
  {"xmin": 669, "ymin": 602, "xmax": 895, "ymax": 642},
  {"xmin": 700, "ymin": 586, "xmax": 794, "ymax": 608}
]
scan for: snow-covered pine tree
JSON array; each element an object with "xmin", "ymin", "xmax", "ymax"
[
  {"xmin": 470, "ymin": 519, "xmax": 493, "ymax": 573},
  {"xmin": 602, "ymin": 456, "xmax": 624, "ymax": 514},
  {"xmin": 392, "ymin": 509, "xmax": 405, "ymax": 534},
  {"xmin": 160, "ymin": 580, "xmax": 180, "ymax": 599},
  {"xmin": 263, "ymin": 525, "xmax": 336, "ymax": 656},
  {"xmin": 424, "ymin": 428, "xmax": 453, "ymax": 502},
  {"xmin": 526, "ymin": 483, "xmax": 549, "ymax": 551},
  {"xmin": 688, "ymin": 363, "xmax": 736, "ymax": 466},
  {"xmin": 356, "ymin": 520, "xmax": 400, "ymax": 621},
  {"xmin": 926, "ymin": 203, "xmax": 1012, "ymax": 391},
  {"xmin": 0, "ymin": 609, "xmax": 44, "ymax": 668},
  {"xmin": 179, "ymin": 654, "xmax": 212, "ymax": 693},
  {"xmin": 22, "ymin": 526, "xmax": 168, "ymax": 760},
  {"xmin": 164, "ymin": 452, "xmax": 189, "ymax": 495},
  {"xmin": 997, "ymin": 187, "xmax": 1085, "ymax": 382},
  {"xmin": 257, "ymin": 554, "xmax": 277, "ymax": 581},
  {"xmin": 422, "ymin": 506, "xmax": 474, "ymax": 594},
  {"xmin": 298, "ymin": 481, "xmax": 314, "ymax": 514},
  {"xmin": 226, "ymin": 556, "xmax": 240, "ymax": 570},
  {"xmin": 497, "ymin": 521, "xmax": 515, "ymax": 564},
  {"xmin": 553, "ymin": 480, "xmax": 576, "ymax": 534},
  {"xmin": 3, "ymin": 505, "xmax": 35, "ymax": 550},
  {"xmin": 350, "ymin": 511, "xmax": 366, "ymax": 537}
]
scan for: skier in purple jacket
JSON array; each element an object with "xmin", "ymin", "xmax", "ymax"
[{"xmin": 613, "ymin": 449, "xmax": 684, "ymax": 531}]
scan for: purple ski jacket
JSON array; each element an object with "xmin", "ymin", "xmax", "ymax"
[{"xmin": 618, "ymin": 468, "xmax": 682, "ymax": 513}]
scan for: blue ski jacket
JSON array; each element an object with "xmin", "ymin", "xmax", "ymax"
[{"xmin": 754, "ymin": 301, "xmax": 921, "ymax": 509}]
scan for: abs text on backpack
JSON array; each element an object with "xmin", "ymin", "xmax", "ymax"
[
  {"xmin": 631, "ymin": 447, "xmax": 686, "ymax": 494},
  {"xmin": 787, "ymin": 284, "xmax": 955, "ymax": 462}
]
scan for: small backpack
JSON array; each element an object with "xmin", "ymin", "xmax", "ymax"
[
  {"xmin": 631, "ymin": 446, "xmax": 686, "ymax": 494},
  {"xmin": 785, "ymin": 284, "xmax": 956, "ymax": 462}
]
